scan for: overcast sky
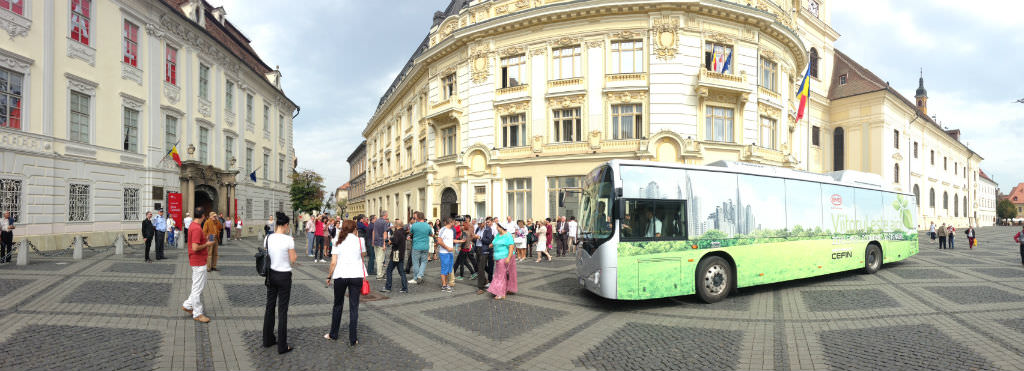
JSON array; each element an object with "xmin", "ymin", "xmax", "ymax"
[{"xmin": 216, "ymin": 0, "xmax": 1024, "ymax": 193}]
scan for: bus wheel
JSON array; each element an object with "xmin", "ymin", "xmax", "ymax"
[
  {"xmin": 864, "ymin": 244, "xmax": 882, "ymax": 274},
  {"xmin": 696, "ymin": 256, "xmax": 732, "ymax": 304}
]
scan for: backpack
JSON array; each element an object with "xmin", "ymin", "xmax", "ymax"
[{"xmin": 256, "ymin": 235, "xmax": 270, "ymax": 278}]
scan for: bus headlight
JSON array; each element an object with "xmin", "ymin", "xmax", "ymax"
[{"xmin": 587, "ymin": 270, "xmax": 600, "ymax": 287}]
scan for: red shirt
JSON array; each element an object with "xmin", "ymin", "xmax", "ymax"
[
  {"xmin": 188, "ymin": 221, "xmax": 209, "ymax": 267},
  {"xmin": 315, "ymin": 220, "xmax": 325, "ymax": 236}
]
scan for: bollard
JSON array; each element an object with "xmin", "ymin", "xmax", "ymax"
[
  {"xmin": 114, "ymin": 235, "xmax": 124, "ymax": 255},
  {"xmin": 177, "ymin": 232, "xmax": 185, "ymax": 249},
  {"xmin": 73, "ymin": 236, "xmax": 83, "ymax": 260},
  {"xmin": 16, "ymin": 239, "xmax": 27, "ymax": 266}
]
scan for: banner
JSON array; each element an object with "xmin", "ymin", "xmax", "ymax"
[
  {"xmin": 234, "ymin": 199, "xmax": 238, "ymax": 224},
  {"xmin": 167, "ymin": 192, "xmax": 183, "ymax": 229}
]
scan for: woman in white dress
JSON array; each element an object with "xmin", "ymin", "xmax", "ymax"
[
  {"xmin": 535, "ymin": 219, "xmax": 551, "ymax": 262},
  {"xmin": 514, "ymin": 220, "xmax": 528, "ymax": 262}
]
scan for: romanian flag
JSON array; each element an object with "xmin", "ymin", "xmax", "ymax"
[
  {"xmin": 795, "ymin": 63, "xmax": 811, "ymax": 122},
  {"xmin": 168, "ymin": 145, "xmax": 182, "ymax": 167}
]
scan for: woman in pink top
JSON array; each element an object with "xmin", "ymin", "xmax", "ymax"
[{"xmin": 314, "ymin": 216, "xmax": 326, "ymax": 262}]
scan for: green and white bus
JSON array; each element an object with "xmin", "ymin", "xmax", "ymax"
[{"xmin": 576, "ymin": 160, "xmax": 918, "ymax": 303}]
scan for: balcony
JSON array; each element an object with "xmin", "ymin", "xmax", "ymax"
[
  {"xmin": 496, "ymin": 84, "xmax": 528, "ymax": 96},
  {"xmin": 547, "ymin": 77, "xmax": 584, "ymax": 95},
  {"xmin": 696, "ymin": 68, "xmax": 752, "ymax": 96}
]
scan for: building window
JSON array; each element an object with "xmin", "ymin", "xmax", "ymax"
[
  {"xmin": 704, "ymin": 42, "xmax": 733, "ymax": 74},
  {"xmin": 943, "ymin": 157, "xmax": 947, "ymax": 170},
  {"xmin": 839, "ymin": 74, "xmax": 847, "ymax": 85},
  {"xmin": 548, "ymin": 176, "xmax": 581, "ymax": 217},
  {"xmin": 122, "ymin": 187, "xmax": 139, "ymax": 221},
  {"xmin": 165, "ymin": 46, "xmax": 177, "ymax": 85},
  {"xmin": 263, "ymin": 152, "xmax": 269, "ymax": 179},
  {"xmin": 405, "ymin": 145, "xmax": 412, "ymax": 169},
  {"xmin": 225, "ymin": 80, "xmax": 234, "ymax": 109},
  {"xmin": 760, "ymin": 58, "xmax": 777, "ymax": 92},
  {"xmin": 245, "ymin": 198, "xmax": 252, "ymax": 219},
  {"xmin": 441, "ymin": 73, "xmax": 456, "ymax": 100},
  {"xmin": 278, "ymin": 115, "xmax": 284, "ymax": 138},
  {"xmin": 552, "ymin": 45, "xmax": 582, "ymax": 79},
  {"xmin": 812, "ymin": 125, "xmax": 821, "ymax": 146},
  {"xmin": 611, "ymin": 104, "xmax": 642, "ymax": 140},
  {"xmin": 441, "ymin": 127, "xmax": 456, "ymax": 156},
  {"xmin": 943, "ymin": 191, "xmax": 948, "ymax": 210},
  {"xmin": 68, "ymin": 183, "xmax": 89, "ymax": 222},
  {"xmin": 278, "ymin": 156, "xmax": 285, "ymax": 182},
  {"xmin": 500, "ymin": 55, "xmax": 526, "ymax": 88},
  {"xmin": 809, "ymin": 48, "xmax": 819, "ymax": 78},
  {"xmin": 553, "ymin": 107, "xmax": 582, "ymax": 142},
  {"xmin": 278, "ymin": 201, "xmax": 284, "ymax": 214},
  {"xmin": 913, "ymin": 184, "xmax": 920, "ymax": 206},
  {"xmin": 954, "ymin": 193, "xmax": 958, "ymax": 217},
  {"xmin": 70, "ymin": 0, "xmax": 91, "ymax": 46},
  {"xmin": 263, "ymin": 199, "xmax": 270, "ymax": 219},
  {"xmin": 704, "ymin": 106, "xmax": 734, "ymax": 143},
  {"xmin": 198, "ymin": 126, "xmax": 209, "ymax": 164},
  {"xmin": 929, "ymin": 188, "xmax": 935, "ymax": 207},
  {"xmin": 930, "ymin": 150, "xmax": 934, "ymax": 165},
  {"xmin": 225, "ymin": 135, "xmax": 234, "ymax": 168},
  {"xmin": 759, "ymin": 116, "xmax": 777, "ymax": 149},
  {"xmin": 501, "ymin": 113, "xmax": 527, "ymax": 147},
  {"xmin": 198, "ymin": 64, "xmax": 210, "ymax": 100},
  {"xmin": 894, "ymin": 163, "xmax": 900, "ymax": 183},
  {"xmin": 69, "ymin": 91, "xmax": 90, "ymax": 144},
  {"xmin": 893, "ymin": 129, "xmax": 899, "ymax": 149},
  {"xmin": 263, "ymin": 104, "xmax": 270, "ymax": 132},
  {"xmin": 123, "ymin": 20, "xmax": 139, "ymax": 67},
  {"xmin": 245, "ymin": 145, "xmax": 253, "ymax": 174},
  {"xmin": 245, "ymin": 94, "xmax": 254, "ymax": 124},
  {"xmin": 0, "ymin": 179, "xmax": 22, "ymax": 222},
  {"xmin": 122, "ymin": 107, "xmax": 139, "ymax": 152},
  {"xmin": 611, "ymin": 40, "xmax": 643, "ymax": 74},
  {"xmin": 419, "ymin": 138, "xmax": 426, "ymax": 163},
  {"xmin": 506, "ymin": 178, "xmax": 532, "ymax": 220},
  {"xmin": 1, "ymin": 0, "xmax": 25, "ymax": 15},
  {"xmin": 0, "ymin": 67, "xmax": 24, "ymax": 130},
  {"xmin": 165, "ymin": 115, "xmax": 177, "ymax": 154},
  {"xmin": 913, "ymin": 142, "xmax": 918, "ymax": 158}
]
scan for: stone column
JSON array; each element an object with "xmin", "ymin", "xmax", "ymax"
[{"xmin": 185, "ymin": 178, "xmax": 195, "ymax": 215}]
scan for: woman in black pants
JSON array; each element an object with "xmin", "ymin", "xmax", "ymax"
[
  {"xmin": 263, "ymin": 212, "xmax": 296, "ymax": 354},
  {"xmin": 325, "ymin": 220, "xmax": 365, "ymax": 345}
]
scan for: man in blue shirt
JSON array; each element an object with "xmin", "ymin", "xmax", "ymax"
[
  {"xmin": 153, "ymin": 209, "xmax": 167, "ymax": 260},
  {"xmin": 371, "ymin": 211, "xmax": 391, "ymax": 279},
  {"xmin": 408, "ymin": 211, "xmax": 434, "ymax": 284}
]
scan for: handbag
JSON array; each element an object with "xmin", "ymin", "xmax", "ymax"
[
  {"xmin": 255, "ymin": 235, "xmax": 271, "ymax": 280},
  {"xmin": 360, "ymin": 237, "xmax": 371, "ymax": 295}
]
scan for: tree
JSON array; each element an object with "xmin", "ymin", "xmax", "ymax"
[
  {"xmin": 336, "ymin": 199, "xmax": 348, "ymax": 217},
  {"xmin": 290, "ymin": 169, "xmax": 325, "ymax": 215},
  {"xmin": 997, "ymin": 199, "xmax": 1017, "ymax": 221}
]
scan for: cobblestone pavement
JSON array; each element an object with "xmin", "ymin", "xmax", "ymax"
[{"xmin": 1, "ymin": 227, "xmax": 1024, "ymax": 370}]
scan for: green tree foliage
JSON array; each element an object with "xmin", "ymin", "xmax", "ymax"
[
  {"xmin": 290, "ymin": 169, "xmax": 325, "ymax": 215},
  {"xmin": 997, "ymin": 199, "xmax": 1018, "ymax": 220}
]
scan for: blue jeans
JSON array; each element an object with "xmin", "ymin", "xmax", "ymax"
[
  {"xmin": 306, "ymin": 232, "xmax": 315, "ymax": 256},
  {"xmin": 411, "ymin": 249, "xmax": 429, "ymax": 279},
  {"xmin": 948, "ymin": 236, "xmax": 955, "ymax": 249}
]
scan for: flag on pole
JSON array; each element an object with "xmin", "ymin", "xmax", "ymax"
[
  {"xmin": 249, "ymin": 170, "xmax": 258, "ymax": 182},
  {"xmin": 167, "ymin": 144, "xmax": 182, "ymax": 167},
  {"xmin": 795, "ymin": 63, "xmax": 811, "ymax": 122},
  {"xmin": 720, "ymin": 50, "xmax": 732, "ymax": 74}
]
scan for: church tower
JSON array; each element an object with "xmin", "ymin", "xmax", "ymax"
[{"xmin": 915, "ymin": 69, "xmax": 928, "ymax": 115}]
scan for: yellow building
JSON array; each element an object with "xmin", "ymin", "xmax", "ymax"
[
  {"xmin": 0, "ymin": 0, "xmax": 298, "ymax": 249},
  {"xmin": 360, "ymin": 0, "xmax": 985, "ymax": 228},
  {"xmin": 346, "ymin": 140, "xmax": 366, "ymax": 218}
]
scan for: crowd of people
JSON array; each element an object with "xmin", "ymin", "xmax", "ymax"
[{"xmin": 927, "ymin": 221, "xmax": 977, "ymax": 250}]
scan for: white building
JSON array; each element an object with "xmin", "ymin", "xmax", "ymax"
[
  {"xmin": 976, "ymin": 170, "xmax": 997, "ymax": 227},
  {"xmin": 0, "ymin": 0, "xmax": 298, "ymax": 250}
]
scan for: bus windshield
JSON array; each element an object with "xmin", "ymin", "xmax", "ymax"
[{"xmin": 581, "ymin": 166, "xmax": 614, "ymax": 242}]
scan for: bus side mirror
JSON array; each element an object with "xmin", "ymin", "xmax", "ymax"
[
  {"xmin": 615, "ymin": 187, "xmax": 623, "ymax": 198},
  {"xmin": 614, "ymin": 200, "xmax": 624, "ymax": 220}
]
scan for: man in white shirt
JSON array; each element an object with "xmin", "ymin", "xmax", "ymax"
[
  {"xmin": 567, "ymin": 216, "xmax": 579, "ymax": 253},
  {"xmin": 183, "ymin": 213, "xmax": 193, "ymax": 244},
  {"xmin": 0, "ymin": 212, "xmax": 13, "ymax": 263},
  {"xmin": 642, "ymin": 208, "xmax": 662, "ymax": 238}
]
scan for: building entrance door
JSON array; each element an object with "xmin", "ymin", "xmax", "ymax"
[
  {"xmin": 440, "ymin": 187, "xmax": 458, "ymax": 220},
  {"xmin": 194, "ymin": 184, "xmax": 218, "ymax": 215}
]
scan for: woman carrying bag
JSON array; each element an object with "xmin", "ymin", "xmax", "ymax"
[
  {"xmin": 325, "ymin": 220, "xmax": 366, "ymax": 346},
  {"xmin": 263, "ymin": 212, "xmax": 296, "ymax": 354}
]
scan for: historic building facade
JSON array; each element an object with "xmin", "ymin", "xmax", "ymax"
[
  {"xmin": 346, "ymin": 140, "xmax": 366, "ymax": 218},
  {"xmin": 360, "ymin": 0, "xmax": 986, "ymax": 228},
  {"xmin": 0, "ymin": 0, "xmax": 297, "ymax": 249},
  {"xmin": 977, "ymin": 170, "xmax": 997, "ymax": 227}
]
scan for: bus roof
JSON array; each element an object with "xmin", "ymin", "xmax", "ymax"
[{"xmin": 606, "ymin": 160, "xmax": 909, "ymax": 195}]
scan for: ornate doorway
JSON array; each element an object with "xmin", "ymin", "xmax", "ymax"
[
  {"xmin": 194, "ymin": 184, "xmax": 218, "ymax": 215},
  {"xmin": 440, "ymin": 187, "xmax": 458, "ymax": 220}
]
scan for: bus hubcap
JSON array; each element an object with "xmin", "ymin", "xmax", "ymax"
[{"xmin": 705, "ymin": 265, "xmax": 726, "ymax": 295}]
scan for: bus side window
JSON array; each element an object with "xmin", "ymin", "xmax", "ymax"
[
  {"xmin": 656, "ymin": 200, "xmax": 686, "ymax": 239},
  {"xmin": 622, "ymin": 200, "xmax": 658, "ymax": 239}
]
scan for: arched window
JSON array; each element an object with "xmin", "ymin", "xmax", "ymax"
[
  {"xmin": 929, "ymin": 188, "xmax": 935, "ymax": 207},
  {"xmin": 963, "ymin": 196, "xmax": 968, "ymax": 216},
  {"xmin": 809, "ymin": 48, "xmax": 819, "ymax": 78},
  {"xmin": 954, "ymin": 193, "xmax": 958, "ymax": 216},
  {"xmin": 894, "ymin": 163, "xmax": 900, "ymax": 183},
  {"xmin": 913, "ymin": 185, "xmax": 920, "ymax": 206},
  {"xmin": 943, "ymin": 191, "xmax": 948, "ymax": 210},
  {"xmin": 833, "ymin": 127, "xmax": 844, "ymax": 171}
]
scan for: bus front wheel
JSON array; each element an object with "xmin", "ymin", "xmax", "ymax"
[
  {"xmin": 864, "ymin": 244, "xmax": 882, "ymax": 274},
  {"xmin": 696, "ymin": 256, "xmax": 733, "ymax": 304}
]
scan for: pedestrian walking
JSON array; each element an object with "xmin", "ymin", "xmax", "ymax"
[
  {"xmin": 404, "ymin": 215, "xmax": 416, "ymax": 275},
  {"xmin": 947, "ymin": 225, "xmax": 956, "ymax": 250},
  {"xmin": 218, "ymin": 215, "xmax": 226, "ymax": 245},
  {"xmin": 513, "ymin": 220, "xmax": 527, "ymax": 262},
  {"xmin": 382, "ymin": 220, "xmax": 408, "ymax": 293},
  {"xmin": 436, "ymin": 217, "xmax": 459, "ymax": 292},
  {"xmin": 1015, "ymin": 226, "xmax": 1024, "ymax": 266},
  {"xmin": 371, "ymin": 212, "xmax": 391, "ymax": 279},
  {"xmin": 153, "ymin": 209, "xmax": 167, "ymax": 260},
  {"xmin": 455, "ymin": 219, "xmax": 477, "ymax": 280},
  {"xmin": 488, "ymin": 222, "xmax": 516, "ymax": 299},
  {"xmin": 223, "ymin": 218, "xmax": 232, "ymax": 242},
  {"xmin": 325, "ymin": 220, "xmax": 365, "ymax": 346},
  {"xmin": 526, "ymin": 219, "xmax": 536, "ymax": 258},
  {"xmin": 408, "ymin": 212, "xmax": 433, "ymax": 284},
  {"xmin": 428, "ymin": 221, "xmax": 437, "ymax": 262},
  {"xmin": 937, "ymin": 223, "xmax": 947, "ymax": 249},
  {"xmin": 567, "ymin": 216, "xmax": 579, "ymax": 254},
  {"xmin": 475, "ymin": 217, "xmax": 496, "ymax": 294},
  {"xmin": 235, "ymin": 217, "xmax": 243, "ymax": 240},
  {"xmin": 965, "ymin": 226, "xmax": 976, "ymax": 249},
  {"xmin": 203, "ymin": 212, "xmax": 221, "ymax": 271},
  {"xmin": 167, "ymin": 217, "xmax": 177, "ymax": 247},
  {"xmin": 141, "ymin": 211, "xmax": 155, "ymax": 263},
  {"xmin": 314, "ymin": 216, "xmax": 326, "ymax": 263},
  {"xmin": 535, "ymin": 219, "xmax": 552, "ymax": 262},
  {"xmin": 183, "ymin": 213, "xmax": 192, "ymax": 245},
  {"xmin": 555, "ymin": 216, "xmax": 568, "ymax": 257},
  {"xmin": 263, "ymin": 212, "xmax": 296, "ymax": 354},
  {"xmin": 0, "ymin": 212, "xmax": 14, "ymax": 263},
  {"xmin": 929, "ymin": 222, "xmax": 936, "ymax": 243},
  {"xmin": 182, "ymin": 207, "xmax": 213, "ymax": 323},
  {"xmin": 305, "ymin": 216, "xmax": 316, "ymax": 257}
]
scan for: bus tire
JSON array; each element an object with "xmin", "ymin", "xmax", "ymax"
[
  {"xmin": 696, "ymin": 256, "xmax": 732, "ymax": 304},
  {"xmin": 864, "ymin": 243, "xmax": 882, "ymax": 274}
]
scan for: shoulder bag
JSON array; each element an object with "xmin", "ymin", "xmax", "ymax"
[
  {"xmin": 360, "ymin": 237, "xmax": 371, "ymax": 295},
  {"xmin": 256, "ymin": 235, "xmax": 270, "ymax": 277}
]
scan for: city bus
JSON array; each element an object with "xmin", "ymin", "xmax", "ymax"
[{"xmin": 576, "ymin": 160, "xmax": 918, "ymax": 303}]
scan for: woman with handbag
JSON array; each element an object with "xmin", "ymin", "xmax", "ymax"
[
  {"xmin": 325, "ymin": 220, "xmax": 366, "ymax": 346},
  {"xmin": 487, "ymin": 222, "xmax": 516, "ymax": 299},
  {"xmin": 263, "ymin": 212, "xmax": 296, "ymax": 354}
]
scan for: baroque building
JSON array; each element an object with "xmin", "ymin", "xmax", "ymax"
[
  {"xmin": 0, "ymin": 0, "xmax": 298, "ymax": 250},
  {"xmin": 346, "ymin": 140, "xmax": 366, "ymax": 218},
  {"xmin": 360, "ymin": 0, "xmax": 985, "ymax": 228}
]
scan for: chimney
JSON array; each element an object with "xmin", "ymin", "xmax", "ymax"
[{"xmin": 211, "ymin": 6, "xmax": 227, "ymax": 25}]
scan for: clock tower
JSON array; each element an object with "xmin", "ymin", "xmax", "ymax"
[{"xmin": 915, "ymin": 69, "xmax": 928, "ymax": 115}]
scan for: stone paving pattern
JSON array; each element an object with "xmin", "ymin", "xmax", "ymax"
[{"xmin": 0, "ymin": 227, "xmax": 1023, "ymax": 370}]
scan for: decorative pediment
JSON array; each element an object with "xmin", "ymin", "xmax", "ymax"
[
  {"xmin": 65, "ymin": 72, "xmax": 98, "ymax": 95},
  {"xmin": 606, "ymin": 91, "xmax": 648, "ymax": 104},
  {"xmin": 552, "ymin": 36, "xmax": 580, "ymax": 47},
  {"xmin": 495, "ymin": 101, "xmax": 529, "ymax": 115},
  {"xmin": 546, "ymin": 94, "xmax": 585, "ymax": 108},
  {"xmin": 0, "ymin": 48, "xmax": 33, "ymax": 73},
  {"xmin": 704, "ymin": 31, "xmax": 735, "ymax": 44},
  {"xmin": 611, "ymin": 30, "xmax": 643, "ymax": 40},
  {"xmin": 120, "ymin": 93, "xmax": 145, "ymax": 110},
  {"xmin": 498, "ymin": 46, "xmax": 525, "ymax": 57},
  {"xmin": 586, "ymin": 40, "xmax": 604, "ymax": 49},
  {"xmin": 758, "ymin": 102, "xmax": 781, "ymax": 118}
]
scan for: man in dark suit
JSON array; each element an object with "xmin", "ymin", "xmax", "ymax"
[
  {"xmin": 142, "ymin": 211, "xmax": 155, "ymax": 263},
  {"xmin": 555, "ymin": 216, "xmax": 568, "ymax": 257}
]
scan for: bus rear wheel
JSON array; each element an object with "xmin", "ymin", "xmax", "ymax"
[
  {"xmin": 696, "ymin": 256, "xmax": 732, "ymax": 304},
  {"xmin": 864, "ymin": 243, "xmax": 882, "ymax": 274}
]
